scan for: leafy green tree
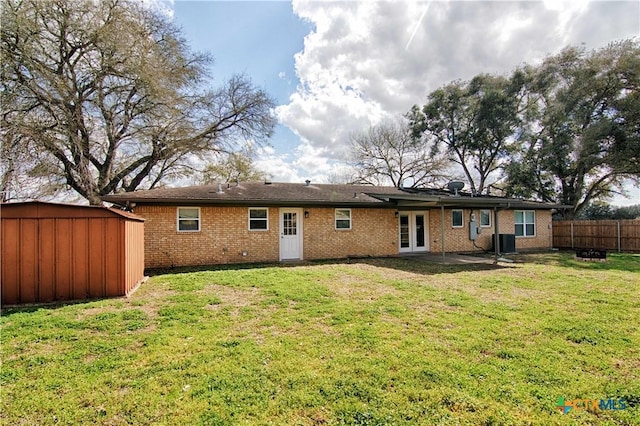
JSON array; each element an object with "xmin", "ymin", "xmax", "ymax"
[
  {"xmin": 505, "ymin": 40, "xmax": 640, "ymax": 217},
  {"xmin": 1, "ymin": 0, "xmax": 275, "ymax": 204},
  {"xmin": 577, "ymin": 202, "xmax": 640, "ymax": 220},
  {"xmin": 614, "ymin": 204, "xmax": 640, "ymax": 219},
  {"xmin": 576, "ymin": 201, "xmax": 615, "ymax": 220},
  {"xmin": 408, "ymin": 74, "xmax": 521, "ymax": 194},
  {"xmin": 350, "ymin": 118, "xmax": 450, "ymax": 187}
]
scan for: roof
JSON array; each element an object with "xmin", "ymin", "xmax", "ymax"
[
  {"xmin": 0, "ymin": 201, "xmax": 145, "ymax": 221},
  {"xmin": 102, "ymin": 181, "xmax": 565, "ymax": 210},
  {"xmin": 103, "ymin": 182, "xmax": 406, "ymax": 207}
]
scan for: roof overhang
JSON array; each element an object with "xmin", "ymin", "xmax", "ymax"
[
  {"xmin": 103, "ymin": 190, "xmax": 569, "ymax": 211},
  {"xmin": 366, "ymin": 193, "xmax": 569, "ymax": 210},
  {"xmin": 103, "ymin": 197, "xmax": 393, "ymax": 209}
]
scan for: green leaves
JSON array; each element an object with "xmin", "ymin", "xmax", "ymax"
[
  {"xmin": 506, "ymin": 40, "xmax": 640, "ymax": 216},
  {"xmin": 410, "ymin": 75, "xmax": 519, "ymax": 194},
  {"xmin": 410, "ymin": 39, "xmax": 639, "ymax": 215}
]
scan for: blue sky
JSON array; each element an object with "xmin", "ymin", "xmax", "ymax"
[
  {"xmin": 167, "ymin": 0, "xmax": 639, "ymax": 205},
  {"xmin": 173, "ymin": 1, "xmax": 309, "ymax": 103},
  {"xmin": 172, "ymin": 1, "xmax": 312, "ymax": 155}
]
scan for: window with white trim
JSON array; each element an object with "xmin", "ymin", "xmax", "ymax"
[
  {"xmin": 335, "ymin": 209, "xmax": 351, "ymax": 230},
  {"xmin": 480, "ymin": 209, "xmax": 491, "ymax": 227},
  {"xmin": 248, "ymin": 207, "xmax": 269, "ymax": 231},
  {"xmin": 452, "ymin": 209, "xmax": 463, "ymax": 228},
  {"xmin": 177, "ymin": 207, "xmax": 200, "ymax": 232},
  {"xmin": 515, "ymin": 210, "xmax": 535, "ymax": 237}
]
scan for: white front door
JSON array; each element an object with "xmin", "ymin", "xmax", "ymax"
[
  {"xmin": 279, "ymin": 208, "xmax": 303, "ymax": 260},
  {"xmin": 399, "ymin": 211, "xmax": 429, "ymax": 253}
]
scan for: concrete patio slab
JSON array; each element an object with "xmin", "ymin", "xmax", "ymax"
[{"xmin": 400, "ymin": 252, "xmax": 498, "ymax": 265}]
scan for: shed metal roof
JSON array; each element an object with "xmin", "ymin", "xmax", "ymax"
[{"xmin": 0, "ymin": 201, "xmax": 145, "ymax": 221}]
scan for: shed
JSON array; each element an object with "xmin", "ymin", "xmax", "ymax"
[{"xmin": 1, "ymin": 201, "xmax": 145, "ymax": 305}]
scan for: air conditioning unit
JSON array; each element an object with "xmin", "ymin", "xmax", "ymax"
[{"xmin": 492, "ymin": 234, "xmax": 516, "ymax": 254}]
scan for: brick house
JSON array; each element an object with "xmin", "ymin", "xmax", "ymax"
[{"xmin": 103, "ymin": 181, "xmax": 561, "ymax": 269}]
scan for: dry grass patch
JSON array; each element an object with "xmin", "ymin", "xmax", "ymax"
[{"xmin": 317, "ymin": 263, "xmax": 403, "ymax": 302}]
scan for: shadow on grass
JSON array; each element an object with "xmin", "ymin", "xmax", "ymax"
[
  {"xmin": 5, "ymin": 257, "xmax": 484, "ymax": 315},
  {"xmin": 512, "ymin": 251, "xmax": 640, "ymax": 273},
  {"xmin": 145, "ymin": 255, "xmax": 507, "ymax": 278},
  {"xmin": 145, "ymin": 250, "xmax": 639, "ymax": 278},
  {"xmin": 0, "ymin": 297, "xmax": 114, "ymax": 317}
]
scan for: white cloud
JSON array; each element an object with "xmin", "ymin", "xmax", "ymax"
[
  {"xmin": 609, "ymin": 180, "xmax": 640, "ymax": 207},
  {"xmin": 144, "ymin": 0, "xmax": 174, "ymax": 18},
  {"xmin": 279, "ymin": 0, "xmax": 639, "ymax": 181},
  {"xmin": 254, "ymin": 143, "xmax": 353, "ymax": 184},
  {"xmin": 253, "ymin": 146, "xmax": 300, "ymax": 183}
]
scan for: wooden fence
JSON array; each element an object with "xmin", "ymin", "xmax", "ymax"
[{"xmin": 552, "ymin": 219, "xmax": 640, "ymax": 252}]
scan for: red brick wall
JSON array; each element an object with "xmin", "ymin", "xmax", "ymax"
[
  {"xmin": 134, "ymin": 205, "xmax": 552, "ymax": 268},
  {"xmin": 303, "ymin": 208, "xmax": 398, "ymax": 260},
  {"xmin": 134, "ymin": 205, "xmax": 280, "ymax": 268},
  {"xmin": 134, "ymin": 205, "xmax": 398, "ymax": 268},
  {"xmin": 429, "ymin": 208, "xmax": 552, "ymax": 252}
]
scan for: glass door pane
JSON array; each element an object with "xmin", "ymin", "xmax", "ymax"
[
  {"xmin": 415, "ymin": 215, "xmax": 425, "ymax": 247},
  {"xmin": 283, "ymin": 212, "xmax": 297, "ymax": 235},
  {"xmin": 400, "ymin": 215, "xmax": 410, "ymax": 248}
]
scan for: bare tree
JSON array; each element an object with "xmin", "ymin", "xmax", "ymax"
[
  {"xmin": 201, "ymin": 151, "xmax": 266, "ymax": 184},
  {"xmin": 350, "ymin": 118, "xmax": 450, "ymax": 188},
  {"xmin": 1, "ymin": 0, "xmax": 276, "ymax": 204}
]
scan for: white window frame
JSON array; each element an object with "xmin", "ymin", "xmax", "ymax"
[
  {"xmin": 248, "ymin": 207, "xmax": 269, "ymax": 231},
  {"xmin": 480, "ymin": 209, "xmax": 491, "ymax": 227},
  {"xmin": 451, "ymin": 209, "xmax": 463, "ymax": 228},
  {"xmin": 515, "ymin": 210, "xmax": 536, "ymax": 237},
  {"xmin": 177, "ymin": 207, "xmax": 201, "ymax": 232},
  {"xmin": 335, "ymin": 208, "xmax": 352, "ymax": 230}
]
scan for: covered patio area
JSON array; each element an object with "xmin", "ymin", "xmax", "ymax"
[{"xmin": 399, "ymin": 252, "xmax": 500, "ymax": 265}]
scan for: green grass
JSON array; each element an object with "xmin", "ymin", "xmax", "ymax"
[{"xmin": 2, "ymin": 252, "xmax": 639, "ymax": 425}]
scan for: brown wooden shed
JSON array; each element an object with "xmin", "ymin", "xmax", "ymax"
[{"xmin": 1, "ymin": 201, "xmax": 145, "ymax": 305}]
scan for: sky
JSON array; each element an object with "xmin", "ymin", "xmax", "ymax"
[{"xmin": 165, "ymin": 0, "xmax": 639, "ymax": 205}]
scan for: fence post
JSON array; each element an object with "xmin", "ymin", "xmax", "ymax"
[
  {"xmin": 617, "ymin": 221, "xmax": 621, "ymax": 253},
  {"xmin": 570, "ymin": 222, "xmax": 574, "ymax": 249}
]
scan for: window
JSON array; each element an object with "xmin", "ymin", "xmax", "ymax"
[
  {"xmin": 249, "ymin": 208, "xmax": 269, "ymax": 231},
  {"xmin": 177, "ymin": 207, "xmax": 200, "ymax": 232},
  {"xmin": 515, "ymin": 210, "xmax": 535, "ymax": 237},
  {"xmin": 335, "ymin": 209, "xmax": 351, "ymax": 230},
  {"xmin": 452, "ymin": 209, "xmax": 463, "ymax": 228},
  {"xmin": 480, "ymin": 209, "xmax": 491, "ymax": 227}
]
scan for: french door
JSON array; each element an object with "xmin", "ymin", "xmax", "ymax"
[{"xmin": 399, "ymin": 211, "xmax": 429, "ymax": 253}]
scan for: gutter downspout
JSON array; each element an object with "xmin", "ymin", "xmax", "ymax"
[
  {"xmin": 493, "ymin": 203, "xmax": 511, "ymax": 263},
  {"xmin": 494, "ymin": 207, "xmax": 499, "ymax": 262}
]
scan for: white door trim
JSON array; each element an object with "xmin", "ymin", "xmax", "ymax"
[
  {"xmin": 279, "ymin": 208, "xmax": 303, "ymax": 260},
  {"xmin": 399, "ymin": 211, "xmax": 429, "ymax": 253}
]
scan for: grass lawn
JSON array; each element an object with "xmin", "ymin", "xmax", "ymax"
[{"xmin": 1, "ymin": 252, "xmax": 639, "ymax": 425}]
